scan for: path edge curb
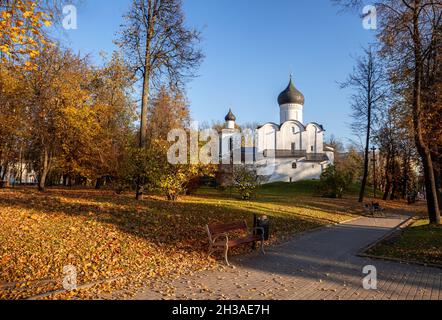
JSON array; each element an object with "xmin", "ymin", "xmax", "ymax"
[{"xmin": 356, "ymin": 217, "xmax": 442, "ymax": 269}]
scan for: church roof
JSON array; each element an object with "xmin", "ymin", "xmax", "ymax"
[
  {"xmin": 277, "ymin": 76, "xmax": 305, "ymax": 106},
  {"xmin": 225, "ymin": 108, "xmax": 236, "ymax": 121}
]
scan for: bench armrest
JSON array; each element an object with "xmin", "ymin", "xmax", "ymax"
[{"xmin": 211, "ymin": 233, "xmax": 229, "ymax": 245}]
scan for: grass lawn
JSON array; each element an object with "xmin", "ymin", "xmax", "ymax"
[
  {"xmin": 0, "ymin": 181, "xmax": 425, "ymax": 299},
  {"xmin": 366, "ymin": 219, "xmax": 442, "ymax": 266}
]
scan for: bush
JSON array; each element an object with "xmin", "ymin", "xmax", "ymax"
[
  {"xmin": 317, "ymin": 165, "xmax": 352, "ymax": 198},
  {"xmin": 233, "ymin": 165, "xmax": 263, "ymax": 200}
]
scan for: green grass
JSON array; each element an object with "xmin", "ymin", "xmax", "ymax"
[
  {"xmin": 198, "ymin": 180, "xmax": 371, "ymax": 203},
  {"xmin": 367, "ymin": 219, "xmax": 442, "ymax": 265},
  {"xmin": 197, "ymin": 180, "xmax": 365, "ymax": 198},
  {"xmin": 259, "ymin": 180, "xmax": 321, "ymax": 196},
  {"xmin": 259, "ymin": 180, "xmax": 375, "ymax": 198}
]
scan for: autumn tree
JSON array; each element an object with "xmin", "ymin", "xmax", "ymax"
[
  {"xmin": 334, "ymin": 0, "xmax": 441, "ymax": 224},
  {"xmin": 340, "ymin": 47, "xmax": 387, "ymax": 203},
  {"xmin": 146, "ymin": 86, "xmax": 190, "ymax": 143},
  {"xmin": 87, "ymin": 53, "xmax": 136, "ymax": 188},
  {"xmin": 0, "ymin": 61, "xmax": 27, "ymax": 181},
  {"xmin": 118, "ymin": 0, "xmax": 203, "ymax": 148},
  {"xmin": 117, "ymin": 0, "xmax": 204, "ymax": 200},
  {"xmin": 23, "ymin": 48, "xmax": 91, "ymax": 191},
  {"xmin": 0, "ymin": 0, "xmax": 71, "ymax": 66},
  {"xmin": 325, "ymin": 134, "xmax": 345, "ymax": 158},
  {"xmin": 119, "ymin": 88, "xmax": 214, "ymax": 200},
  {"xmin": 374, "ymin": 89, "xmax": 420, "ymax": 202}
]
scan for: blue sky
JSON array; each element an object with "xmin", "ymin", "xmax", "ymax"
[{"xmin": 59, "ymin": 0, "xmax": 375, "ymax": 143}]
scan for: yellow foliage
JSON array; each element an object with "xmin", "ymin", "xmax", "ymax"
[{"xmin": 0, "ymin": 0, "xmax": 54, "ymax": 66}]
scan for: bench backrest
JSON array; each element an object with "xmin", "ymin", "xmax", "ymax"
[{"xmin": 207, "ymin": 220, "xmax": 248, "ymax": 236}]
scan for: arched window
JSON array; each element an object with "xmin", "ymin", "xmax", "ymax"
[{"xmin": 292, "ymin": 162, "xmax": 297, "ymax": 169}]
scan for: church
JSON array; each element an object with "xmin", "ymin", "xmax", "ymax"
[{"xmin": 220, "ymin": 76, "xmax": 334, "ymax": 184}]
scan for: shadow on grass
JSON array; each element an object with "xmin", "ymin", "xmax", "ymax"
[{"xmin": 0, "ymin": 187, "xmax": 337, "ymax": 256}]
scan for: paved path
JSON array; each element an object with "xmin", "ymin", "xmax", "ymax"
[{"xmin": 135, "ymin": 215, "xmax": 442, "ymax": 300}]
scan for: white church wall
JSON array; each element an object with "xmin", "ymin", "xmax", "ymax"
[
  {"xmin": 316, "ymin": 131, "xmax": 324, "ymax": 153},
  {"xmin": 220, "ymin": 130, "xmax": 241, "ymax": 164},
  {"xmin": 257, "ymin": 124, "xmax": 278, "ymax": 152},
  {"xmin": 264, "ymin": 159, "xmax": 325, "ymax": 183},
  {"xmin": 226, "ymin": 120, "xmax": 235, "ymax": 129},
  {"xmin": 279, "ymin": 121, "xmax": 303, "ymax": 150},
  {"xmin": 305, "ymin": 124, "xmax": 324, "ymax": 154},
  {"xmin": 279, "ymin": 103, "xmax": 303, "ymax": 123}
]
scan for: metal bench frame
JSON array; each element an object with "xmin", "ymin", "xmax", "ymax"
[{"xmin": 206, "ymin": 220, "xmax": 265, "ymax": 266}]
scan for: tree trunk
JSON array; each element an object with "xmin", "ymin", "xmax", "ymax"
[
  {"xmin": 139, "ymin": 72, "xmax": 150, "ymax": 148},
  {"xmin": 38, "ymin": 147, "xmax": 50, "ymax": 192},
  {"xmin": 435, "ymin": 173, "xmax": 442, "ymax": 211},
  {"xmin": 383, "ymin": 154, "xmax": 392, "ymax": 200},
  {"xmin": 390, "ymin": 156, "xmax": 397, "ymax": 200},
  {"xmin": 358, "ymin": 105, "xmax": 372, "ymax": 203},
  {"xmin": 432, "ymin": 153, "xmax": 442, "ymax": 211},
  {"xmin": 436, "ymin": 148, "xmax": 442, "ymax": 211},
  {"xmin": 0, "ymin": 162, "xmax": 8, "ymax": 180},
  {"xmin": 411, "ymin": 1, "xmax": 440, "ymax": 224},
  {"xmin": 135, "ymin": 176, "xmax": 144, "ymax": 201},
  {"xmin": 135, "ymin": 1, "xmax": 156, "ymax": 200},
  {"xmin": 18, "ymin": 144, "xmax": 23, "ymax": 184},
  {"xmin": 95, "ymin": 177, "xmax": 104, "ymax": 189},
  {"xmin": 401, "ymin": 154, "xmax": 409, "ymax": 199}
]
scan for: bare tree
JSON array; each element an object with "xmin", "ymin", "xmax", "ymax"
[
  {"xmin": 340, "ymin": 47, "xmax": 387, "ymax": 202},
  {"xmin": 117, "ymin": 0, "xmax": 204, "ymax": 200}
]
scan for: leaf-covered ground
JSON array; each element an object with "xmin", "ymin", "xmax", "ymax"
[
  {"xmin": 0, "ymin": 184, "xmax": 424, "ymax": 299},
  {"xmin": 366, "ymin": 219, "xmax": 442, "ymax": 266}
]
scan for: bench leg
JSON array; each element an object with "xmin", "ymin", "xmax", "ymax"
[
  {"xmin": 260, "ymin": 240, "xmax": 265, "ymax": 254},
  {"xmin": 224, "ymin": 245, "xmax": 230, "ymax": 267},
  {"xmin": 208, "ymin": 243, "xmax": 213, "ymax": 257}
]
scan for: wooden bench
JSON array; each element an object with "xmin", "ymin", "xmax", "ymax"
[
  {"xmin": 364, "ymin": 202, "xmax": 385, "ymax": 216},
  {"xmin": 206, "ymin": 220, "xmax": 265, "ymax": 266}
]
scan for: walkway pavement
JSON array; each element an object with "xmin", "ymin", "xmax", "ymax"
[{"xmin": 135, "ymin": 215, "xmax": 442, "ymax": 300}]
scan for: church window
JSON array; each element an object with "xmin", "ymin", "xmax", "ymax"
[
  {"xmin": 292, "ymin": 127, "xmax": 296, "ymax": 134},
  {"xmin": 292, "ymin": 162, "xmax": 297, "ymax": 169},
  {"xmin": 310, "ymin": 146, "xmax": 314, "ymax": 152}
]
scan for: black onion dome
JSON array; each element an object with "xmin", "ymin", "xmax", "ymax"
[
  {"xmin": 225, "ymin": 109, "xmax": 236, "ymax": 121},
  {"xmin": 277, "ymin": 77, "xmax": 305, "ymax": 106}
]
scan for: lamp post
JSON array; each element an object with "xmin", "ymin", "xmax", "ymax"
[{"xmin": 371, "ymin": 146, "xmax": 377, "ymax": 199}]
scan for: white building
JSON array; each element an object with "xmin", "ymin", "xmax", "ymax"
[
  {"xmin": 220, "ymin": 76, "xmax": 334, "ymax": 184},
  {"xmin": 1, "ymin": 162, "xmax": 37, "ymax": 186}
]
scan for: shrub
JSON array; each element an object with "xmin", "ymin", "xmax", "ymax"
[
  {"xmin": 317, "ymin": 165, "xmax": 352, "ymax": 198},
  {"xmin": 233, "ymin": 165, "xmax": 263, "ymax": 200}
]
